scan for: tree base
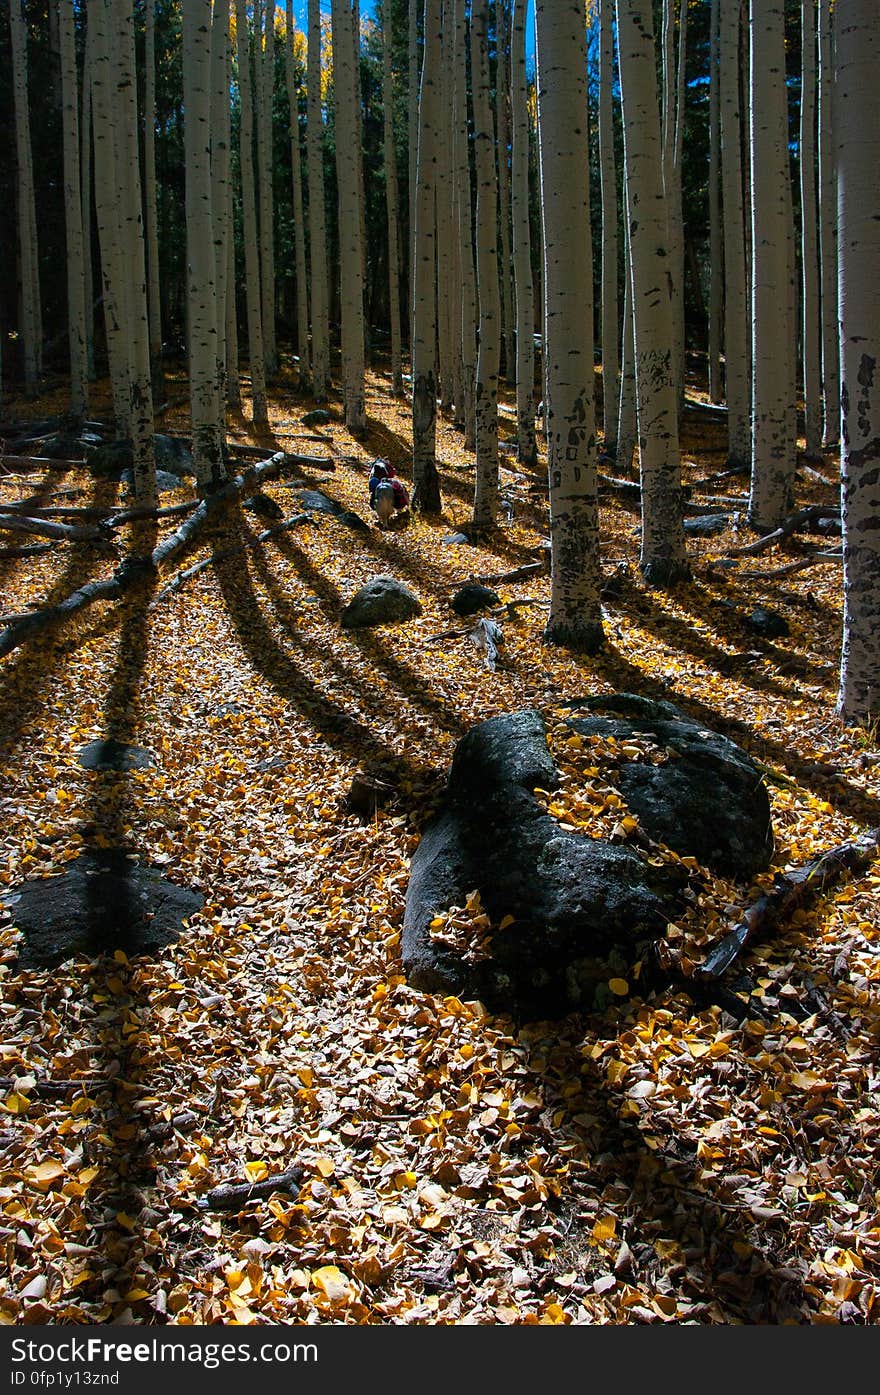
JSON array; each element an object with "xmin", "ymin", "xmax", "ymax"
[
  {"xmin": 640, "ymin": 557, "xmax": 692, "ymax": 588},
  {"xmin": 543, "ymin": 617, "xmax": 606, "ymax": 653}
]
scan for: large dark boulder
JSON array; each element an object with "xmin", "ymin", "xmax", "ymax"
[
  {"xmin": 403, "ymin": 699, "xmax": 773, "ymax": 1018},
  {"xmin": 88, "ymin": 434, "xmax": 196, "ymax": 479},
  {"xmin": 563, "ymin": 693, "xmax": 774, "ymax": 878},
  {"xmin": 341, "ymin": 576, "xmax": 423, "ymax": 629}
]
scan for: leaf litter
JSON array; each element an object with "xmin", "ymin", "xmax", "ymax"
[{"xmin": 0, "ymin": 364, "xmax": 879, "ymax": 1325}]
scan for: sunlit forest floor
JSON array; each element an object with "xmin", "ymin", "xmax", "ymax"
[{"xmin": 1, "ymin": 357, "xmax": 879, "ymax": 1324}]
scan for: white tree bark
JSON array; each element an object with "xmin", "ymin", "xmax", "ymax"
[
  {"xmin": 511, "ymin": 0, "xmax": 536, "ymax": 469},
  {"xmin": 81, "ymin": 12, "xmax": 95, "ymax": 381},
  {"xmin": 9, "ymin": 0, "xmax": 40, "ymax": 397},
  {"xmin": 90, "ymin": 0, "xmax": 130, "ymax": 435},
  {"xmin": 661, "ymin": 0, "xmax": 686, "ymax": 403},
  {"xmin": 183, "ymin": 0, "xmax": 224, "ymax": 493},
  {"xmin": 382, "ymin": 0, "xmax": 404, "ymax": 395},
  {"xmin": 58, "ymin": 0, "xmax": 87, "ymax": 421},
  {"xmin": 285, "ymin": 0, "xmax": 311, "ymax": 389},
  {"xmin": 235, "ymin": 0, "xmax": 269, "ymax": 426},
  {"xmin": 598, "ymin": 0, "xmax": 619, "ymax": 452},
  {"xmin": 409, "ymin": 0, "xmax": 442, "ymax": 510},
  {"xmin": 144, "ymin": 0, "xmax": 163, "ymax": 385},
  {"xmin": 307, "ymin": 0, "xmax": 330, "ymax": 400},
  {"xmin": 453, "ymin": 0, "xmax": 476, "ymax": 450},
  {"xmin": 616, "ymin": 190, "xmax": 637, "ymax": 472},
  {"xmin": 617, "ymin": 0, "xmax": 688, "ymax": 584},
  {"xmin": 495, "ymin": 0, "xmax": 514, "ymax": 385},
  {"xmin": 708, "ymin": 0, "xmax": 723, "ymax": 404},
  {"xmin": 471, "ymin": 0, "xmax": 501, "ymax": 531},
  {"xmin": 436, "ymin": 11, "xmax": 456, "ymax": 414},
  {"xmin": 818, "ymin": 0, "xmax": 839, "ymax": 447},
  {"xmin": 536, "ymin": 0, "xmax": 604, "ymax": 649},
  {"xmin": 720, "ymin": 0, "xmax": 750, "ymax": 468},
  {"xmin": 408, "ymin": 0, "xmax": 419, "ymax": 346},
  {"xmin": 748, "ymin": 0, "xmax": 797, "ymax": 530},
  {"xmin": 225, "ymin": 222, "xmax": 241, "ymax": 409},
  {"xmin": 800, "ymin": 0, "xmax": 822, "ymax": 459},
  {"xmin": 330, "ymin": 0, "xmax": 366, "ymax": 433},
  {"xmin": 835, "ymin": 0, "xmax": 880, "ymax": 723},
  {"xmin": 256, "ymin": 0, "xmax": 277, "ymax": 378},
  {"xmin": 111, "ymin": 0, "xmax": 155, "ymax": 505},
  {"xmin": 211, "ymin": 0, "xmax": 233, "ymax": 407}
]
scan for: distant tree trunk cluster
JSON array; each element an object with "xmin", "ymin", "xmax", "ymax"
[{"xmin": 0, "ymin": 0, "xmax": 877, "ymax": 722}]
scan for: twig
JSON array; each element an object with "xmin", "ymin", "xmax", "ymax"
[
  {"xmin": 203, "ymin": 1165, "xmax": 304, "ymax": 1211},
  {"xmin": 468, "ymin": 560, "xmax": 547, "ymax": 586}
]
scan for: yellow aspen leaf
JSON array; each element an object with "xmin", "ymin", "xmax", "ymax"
[
  {"xmin": 3, "ymin": 1093, "xmax": 31, "ymax": 1114},
  {"xmin": 608, "ymin": 978, "xmax": 629, "ymax": 996},
  {"xmin": 315, "ymin": 1156, "xmax": 336, "ymax": 1178},
  {"xmin": 26, "ymin": 1161, "xmax": 65, "ymax": 1187},
  {"xmin": 79, "ymin": 1166, "xmax": 99, "ymax": 1185},
  {"xmin": 244, "ymin": 1160, "xmax": 269, "ymax": 1183},
  {"xmin": 311, "ymin": 1265, "xmax": 354, "ymax": 1304},
  {"xmin": 591, "ymin": 1215, "xmax": 617, "ymax": 1243}
]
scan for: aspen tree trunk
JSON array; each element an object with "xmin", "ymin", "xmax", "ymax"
[
  {"xmin": 817, "ymin": 0, "xmax": 838, "ymax": 447},
  {"xmin": 81, "ymin": 15, "xmax": 95, "ymax": 381},
  {"xmin": 408, "ymin": 0, "xmax": 419, "ymax": 342},
  {"xmin": 748, "ymin": 0, "xmax": 797, "ymax": 531},
  {"xmin": 436, "ymin": 14, "xmax": 456, "ymax": 415},
  {"xmin": 9, "ymin": 0, "xmax": 40, "ymax": 397},
  {"xmin": 285, "ymin": 0, "xmax": 311, "ymax": 389},
  {"xmin": 835, "ymin": 0, "xmax": 880, "ymax": 724},
  {"xmin": 800, "ymin": 0, "xmax": 821, "ymax": 459},
  {"xmin": 235, "ymin": 0, "xmax": 269, "ymax": 426},
  {"xmin": 352, "ymin": 0, "xmax": 369, "ymax": 359},
  {"xmin": 616, "ymin": 0, "xmax": 688, "ymax": 585},
  {"xmin": 112, "ymin": 0, "xmax": 156, "ymax": 506},
  {"xmin": 661, "ymin": 0, "xmax": 686, "ymax": 402},
  {"xmin": 471, "ymin": 0, "xmax": 501, "ymax": 531},
  {"xmin": 708, "ymin": 0, "xmax": 723, "ymax": 404},
  {"xmin": 144, "ymin": 0, "xmax": 163, "ymax": 388},
  {"xmin": 536, "ymin": 0, "xmax": 604, "ymax": 650},
  {"xmin": 381, "ymin": 0, "xmax": 403, "ymax": 394},
  {"xmin": 183, "ymin": 0, "xmax": 224, "ymax": 493},
  {"xmin": 256, "ymin": 0, "xmax": 277, "ymax": 379},
  {"xmin": 598, "ymin": 0, "xmax": 619, "ymax": 452},
  {"xmin": 90, "ymin": 0, "xmax": 129, "ymax": 434},
  {"xmin": 410, "ymin": 0, "xmax": 443, "ymax": 511},
  {"xmin": 495, "ymin": 0, "xmax": 514, "ymax": 384},
  {"xmin": 307, "ymin": 0, "xmax": 330, "ymax": 400},
  {"xmin": 226, "ymin": 228, "xmax": 242, "ymax": 409},
  {"xmin": 211, "ymin": 0, "xmax": 232, "ymax": 407},
  {"xmin": 511, "ymin": 0, "xmax": 536, "ymax": 469},
  {"xmin": 442, "ymin": 3, "xmax": 463, "ymax": 423},
  {"xmin": 58, "ymin": 0, "xmax": 87, "ymax": 421},
  {"xmin": 719, "ymin": 0, "xmax": 750, "ymax": 469},
  {"xmin": 453, "ymin": 0, "xmax": 477, "ymax": 450},
  {"xmin": 330, "ymin": 0, "xmax": 366, "ymax": 433},
  {"xmin": 616, "ymin": 201, "xmax": 637, "ymax": 472}
]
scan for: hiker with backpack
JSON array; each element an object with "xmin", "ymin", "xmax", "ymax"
[{"xmin": 368, "ymin": 459, "xmax": 409, "ymax": 527}]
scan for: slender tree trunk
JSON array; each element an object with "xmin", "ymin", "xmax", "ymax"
[
  {"xmin": 211, "ymin": 0, "xmax": 232, "ymax": 409},
  {"xmin": 382, "ymin": 0, "xmax": 404, "ymax": 395},
  {"xmin": 330, "ymin": 0, "xmax": 366, "ymax": 433},
  {"xmin": 835, "ymin": 0, "xmax": 880, "ymax": 723},
  {"xmin": 90, "ymin": 0, "xmax": 130, "ymax": 435},
  {"xmin": 616, "ymin": 0, "xmax": 688, "ymax": 585},
  {"xmin": 58, "ymin": 0, "xmax": 87, "ymax": 421},
  {"xmin": 471, "ymin": 0, "xmax": 501, "ymax": 530},
  {"xmin": 226, "ymin": 225, "xmax": 241, "ymax": 409},
  {"xmin": 511, "ymin": 0, "xmax": 536, "ymax": 469},
  {"xmin": 436, "ymin": 13, "xmax": 455, "ymax": 414},
  {"xmin": 81, "ymin": 13, "xmax": 95, "ymax": 381},
  {"xmin": 9, "ymin": 0, "xmax": 40, "ymax": 397},
  {"xmin": 408, "ymin": 0, "xmax": 419, "ymax": 348},
  {"xmin": 818, "ymin": 0, "xmax": 838, "ymax": 448},
  {"xmin": 307, "ymin": 0, "xmax": 330, "ymax": 400},
  {"xmin": 183, "ymin": 0, "xmax": 224, "ymax": 493},
  {"xmin": 616, "ymin": 192, "xmax": 637, "ymax": 472},
  {"xmin": 719, "ymin": 0, "xmax": 750, "ymax": 469},
  {"xmin": 112, "ymin": 0, "xmax": 155, "ymax": 506},
  {"xmin": 453, "ymin": 0, "xmax": 476, "ymax": 449},
  {"xmin": 495, "ymin": 0, "xmax": 514, "ymax": 384},
  {"xmin": 708, "ymin": 0, "xmax": 723, "ymax": 403},
  {"xmin": 598, "ymin": 0, "xmax": 619, "ymax": 452},
  {"xmin": 441, "ymin": 2, "xmax": 462, "ymax": 420},
  {"xmin": 410, "ymin": 0, "xmax": 443, "ymax": 512},
  {"xmin": 536, "ymin": 0, "xmax": 604, "ymax": 650},
  {"xmin": 235, "ymin": 0, "xmax": 269, "ymax": 426},
  {"xmin": 256, "ymin": 0, "xmax": 277, "ymax": 378},
  {"xmin": 748, "ymin": 0, "xmax": 797, "ymax": 530},
  {"xmin": 799, "ymin": 0, "xmax": 822, "ymax": 459},
  {"xmin": 144, "ymin": 0, "xmax": 163, "ymax": 389},
  {"xmin": 661, "ymin": 0, "xmax": 686, "ymax": 402},
  {"xmin": 285, "ymin": 0, "xmax": 311, "ymax": 390}
]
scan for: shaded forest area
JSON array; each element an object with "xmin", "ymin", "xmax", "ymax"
[{"xmin": 1, "ymin": 0, "xmax": 879, "ymax": 1328}]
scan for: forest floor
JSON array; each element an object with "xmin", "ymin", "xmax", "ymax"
[{"xmin": 1, "ymin": 359, "xmax": 879, "ymax": 1326}]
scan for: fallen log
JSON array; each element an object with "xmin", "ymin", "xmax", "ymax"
[
  {"xmin": 203, "ymin": 1165, "xmax": 304, "ymax": 1211},
  {"xmin": 694, "ymin": 827, "xmax": 880, "ymax": 983},
  {"xmin": 0, "ymin": 451, "xmax": 288, "ymax": 659},
  {"xmin": 0, "ymin": 454, "xmax": 86, "ymax": 470},
  {"xmin": 728, "ymin": 505, "xmax": 840, "ymax": 557},
  {"xmin": 469, "ymin": 559, "xmax": 547, "ymax": 586},
  {"xmin": 0, "ymin": 543, "xmax": 53, "ymax": 561},
  {"xmin": 150, "ymin": 512, "xmax": 312, "ymax": 606},
  {"xmin": 742, "ymin": 550, "xmax": 842, "ymax": 579},
  {"xmin": 0, "ymin": 512, "xmax": 112, "ymax": 544}
]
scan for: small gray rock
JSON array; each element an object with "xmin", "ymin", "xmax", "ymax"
[
  {"xmin": 341, "ymin": 576, "xmax": 423, "ymax": 629},
  {"xmin": 684, "ymin": 513, "xmax": 731, "ymax": 536}
]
